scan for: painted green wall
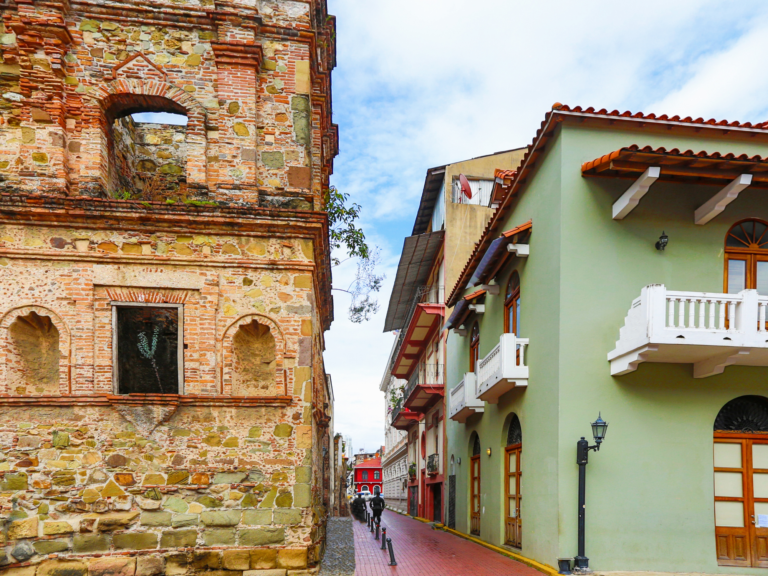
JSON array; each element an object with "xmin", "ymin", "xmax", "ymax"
[
  {"xmin": 446, "ymin": 134, "xmax": 564, "ymax": 566},
  {"xmin": 446, "ymin": 118, "xmax": 768, "ymax": 574}
]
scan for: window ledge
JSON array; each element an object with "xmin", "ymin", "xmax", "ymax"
[{"xmin": 0, "ymin": 394, "xmax": 293, "ymax": 407}]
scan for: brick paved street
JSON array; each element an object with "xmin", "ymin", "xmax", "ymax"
[{"xmin": 353, "ymin": 510, "xmax": 544, "ymax": 576}]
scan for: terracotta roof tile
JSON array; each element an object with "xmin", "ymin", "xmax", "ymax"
[
  {"xmin": 446, "ymin": 105, "xmax": 768, "ymax": 306},
  {"xmin": 355, "ymin": 457, "xmax": 381, "ymax": 468}
]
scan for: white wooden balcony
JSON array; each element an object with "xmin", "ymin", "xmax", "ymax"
[
  {"xmin": 449, "ymin": 373, "xmax": 484, "ymax": 423},
  {"xmin": 477, "ymin": 334, "xmax": 529, "ymax": 404},
  {"xmin": 608, "ymin": 285, "xmax": 768, "ymax": 378}
]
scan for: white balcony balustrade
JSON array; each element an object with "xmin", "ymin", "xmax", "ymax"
[
  {"xmin": 608, "ymin": 284, "xmax": 768, "ymax": 378},
  {"xmin": 449, "ymin": 373, "xmax": 484, "ymax": 423},
  {"xmin": 476, "ymin": 334, "xmax": 529, "ymax": 404}
]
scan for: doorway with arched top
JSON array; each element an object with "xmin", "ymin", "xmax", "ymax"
[
  {"xmin": 470, "ymin": 432, "xmax": 481, "ymax": 535},
  {"xmin": 504, "ymin": 413, "xmax": 522, "ymax": 548},
  {"xmin": 713, "ymin": 395, "xmax": 768, "ymax": 568}
]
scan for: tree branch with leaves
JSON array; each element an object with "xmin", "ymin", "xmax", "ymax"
[{"xmin": 325, "ymin": 186, "xmax": 384, "ymax": 323}]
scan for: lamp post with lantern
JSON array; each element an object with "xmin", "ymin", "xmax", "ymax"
[{"xmin": 573, "ymin": 414, "xmax": 609, "ymax": 573}]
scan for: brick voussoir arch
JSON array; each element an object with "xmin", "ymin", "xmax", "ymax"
[
  {"xmin": 220, "ymin": 313, "xmax": 292, "ymax": 397},
  {"xmin": 92, "ymin": 79, "xmax": 210, "ymax": 190},
  {"xmin": 0, "ymin": 305, "xmax": 72, "ymax": 396}
]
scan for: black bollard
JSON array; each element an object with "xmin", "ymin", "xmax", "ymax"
[
  {"xmin": 375, "ymin": 521, "xmax": 380, "ymax": 540},
  {"xmin": 381, "ymin": 528, "xmax": 387, "ymax": 550},
  {"xmin": 387, "ymin": 537, "xmax": 398, "ymax": 566},
  {"xmin": 370, "ymin": 515, "xmax": 375, "ymax": 533},
  {"xmin": 367, "ymin": 512, "xmax": 371, "ymax": 528}
]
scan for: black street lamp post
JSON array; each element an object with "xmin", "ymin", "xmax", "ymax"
[{"xmin": 574, "ymin": 414, "xmax": 608, "ymax": 573}]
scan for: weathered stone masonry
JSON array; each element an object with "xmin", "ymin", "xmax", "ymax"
[{"xmin": 0, "ymin": 0, "xmax": 338, "ymax": 574}]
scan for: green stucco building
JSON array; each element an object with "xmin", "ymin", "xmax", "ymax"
[{"xmin": 444, "ymin": 105, "xmax": 768, "ymax": 574}]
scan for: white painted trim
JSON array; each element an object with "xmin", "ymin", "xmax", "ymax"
[
  {"xmin": 694, "ymin": 174, "xmax": 752, "ymax": 225},
  {"xmin": 613, "ymin": 166, "xmax": 661, "ymax": 220},
  {"xmin": 111, "ymin": 302, "xmax": 185, "ymax": 395},
  {"xmin": 612, "ymin": 167, "xmax": 660, "ymax": 220},
  {"xmin": 506, "ymin": 244, "xmax": 530, "ymax": 257},
  {"xmin": 453, "ymin": 328, "xmax": 468, "ymax": 337},
  {"xmin": 480, "ymin": 284, "xmax": 501, "ymax": 296},
  {"xmin": 469, "ymin": 304, "xmax": 485, "ymax": 314}
]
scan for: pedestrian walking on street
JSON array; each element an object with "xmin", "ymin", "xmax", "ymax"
[
  {"xmin": 351, "ymin": 493, "xmax": 367, "ymax": 522},
  {"xmin": 369, "ymin": 491, "xmax": 385, "ymax": 526}
]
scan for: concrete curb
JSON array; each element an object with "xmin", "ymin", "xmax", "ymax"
[{"xmin": 387, "ymin": 508, "xmax": 558, "ymax": 576}]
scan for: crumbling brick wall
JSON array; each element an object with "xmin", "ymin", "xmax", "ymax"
[
  {"xmin": 112, "ymin": 119, "xmax": 188, "ymax": 199},
  {"xmin": 0, "ymin": 0, "xmax": 338, "ymax": 574},
  {"xmin": 0, "ymin": 0, "xmax": 338, "ymax": 208}
]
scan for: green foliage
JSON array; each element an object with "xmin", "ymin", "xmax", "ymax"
[
  {"xmin": 324, "ymin": 186, "xmax": 384, "ymax": 323},
  {"xmin": 183, "ymin": 199, "xmax": 218, "ymax": 207},
  {"xmin": 324, "ymin": 186, "xmax": 368, "ymax": 265}
]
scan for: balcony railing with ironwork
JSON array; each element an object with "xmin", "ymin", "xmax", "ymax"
[
  {"xmin": 427, "ymin": 453, "xmax": 440, "ymax": 475},
  {"xmin": 391, "ymin": 399, "xmax": 404, "ymax": 425},
  {"xmin": 403, "ymin": 363, "xmax": 444, "ymax": 402}
]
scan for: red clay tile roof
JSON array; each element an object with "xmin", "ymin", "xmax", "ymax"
[
  {"xmin": 495, "ymin": 169, "xmax": 517, "ymax": 180},
  {"xmin": 501, "ymin": 220, "xmax": 533, "ymax": 239},
  {"xmin": 582, "ymin": 145, "xmax": 768, "ymax": 185},
  {"xmin": 464, "ymin": 289, "xmax": 487, "ymax": 301},
  {"xmin": 446, "ymin": 105, "xmax": 768, "ymax": 307},
  {"xmin": 355, "ymin": 457, "xmax": 381, "ymax": 468}
]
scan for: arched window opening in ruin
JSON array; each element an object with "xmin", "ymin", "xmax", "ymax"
[
  {"xmin": 7, "ymin": 312, "xmax": 60, "ymax": 395},
  {"xmin": 104, "ymin": 94, "xmax": 190, "ymax": 202},
  {"xmin": 232, "ymin": 320, "xmax": 277, "ymax": 396}
]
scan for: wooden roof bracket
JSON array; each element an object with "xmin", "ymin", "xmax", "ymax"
[
  {"xmin": 612, "ymin": 166, "xmax": 661, "ymax": 219},
  {"xmin": 694, "ymin": 174, "xmax": 753, "ymax": 225}
]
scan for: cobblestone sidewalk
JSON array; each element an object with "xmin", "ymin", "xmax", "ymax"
[{"xmin": 319, "ymin": 516, "xmax": 355, "ymax": 576}]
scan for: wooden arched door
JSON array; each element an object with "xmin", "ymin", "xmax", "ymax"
[
  {"xmin": 713, "ymin": 395, "xmax": 768, "ymax": 568},
  {"xmin": 505, "ymin": 414, "xmax": 522, "ymax": 548}
]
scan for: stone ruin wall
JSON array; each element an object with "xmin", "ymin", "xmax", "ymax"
[
  {"xmin": 0, "ymin": 0, "xmax": 338, "ymax": 573},
  {"xmin": 0, "ymin": 205, "xmax": 333, "ymax": 576},
  {"xmin": 0, "ymin": 0, "xmax": 338, "ymax": 208},
  {"xmin": 111, "ymin": 119, "xmax": 188, "ymax": 199}
]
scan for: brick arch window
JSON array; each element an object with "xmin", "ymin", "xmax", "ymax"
[
  {"xmin": 725, "ymin": 219, "xmax": 768, "ymax": 295},
  {"xmin": 88, "ymin": 79, "xmax": 209, "ymax": 198},
  {"xmin": 0, "ymin": 305, "xmax": 71, "ymax": 396}
]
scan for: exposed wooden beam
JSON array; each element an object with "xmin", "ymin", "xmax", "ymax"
[
  {"xmin": 694, "ymin": 174, "xmax": 752, "ymax": 225},
  {"xmin": 612, "ymin": 167, "xmax": 660, "ymax": 219},
  {"xmin": 605, "ymin": 160, "xmax": 768, "ymax": 182}
]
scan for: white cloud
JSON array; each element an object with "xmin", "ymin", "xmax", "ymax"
[{"xmin": 324, "ymin": 0, "xmax": 768, "ymax": 452}]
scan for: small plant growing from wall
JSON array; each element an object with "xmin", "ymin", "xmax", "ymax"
[{"xmin": 137, "ymin": 325, "xmax": 162, "ymax": 390}]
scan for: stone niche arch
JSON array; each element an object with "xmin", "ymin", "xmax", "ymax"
[
  {"xmin": 90, "ymin": 78, "xmax": 209, "ymax": 196},
  {"xmin": 0, "ymin": 305, "xmax": 71, "ymax": 395},
  {"xmin": 221, "ymin": 314, "xmax": 288, "ymax": 396}
]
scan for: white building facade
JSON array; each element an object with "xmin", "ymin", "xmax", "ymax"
[{"xmin": 380, "ymin": 341, "xmax": 409, "ymax": 512}]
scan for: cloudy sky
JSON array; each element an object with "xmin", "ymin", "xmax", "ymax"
[{"xmin": 323, "ymin": 0, "xmax": 768, "ymax": 454}]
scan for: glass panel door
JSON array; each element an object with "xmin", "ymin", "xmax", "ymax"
[
  {"xmin": 470, "ymin": 455, "xmax": 480, "ymax": 535},
  {"xmin": 752, "ymin": 441, "xmax": 768, "ymax": 567},
  {"xmin": 714, "ymin": 439, "xmax": 749, "ymax": 566},
  {"xmin": 505, "ymin": 446, "xmax": 521, "ymax": 548},
  {"xmin": 727, "ymin": 257, "xmax": 748, "ymax": 294}
]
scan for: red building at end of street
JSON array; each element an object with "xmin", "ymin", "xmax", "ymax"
[{"xmin": 353, "ymin": 456, "xmax": 382, "ymax": 495}]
